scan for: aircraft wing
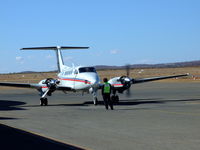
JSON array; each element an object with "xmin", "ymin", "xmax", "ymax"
[
  {"xmin": 0, "ymin": 82, "xmax": 40, "ymax": 88},
  {"xmin": 132, "ymin": 73, "xmax": 189, "ymax": 84},
  {"xmin": 0, "ymin": 82, "xmax": 72, "ymax": 91}
]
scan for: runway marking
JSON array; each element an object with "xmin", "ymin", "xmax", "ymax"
[
  {"xmin": 151, "ymin": 109, "xmax": 200, "ymax": 117},
  {"xmin": 1, "ymin": 123, "xmax": 90, "ymax": 150}
]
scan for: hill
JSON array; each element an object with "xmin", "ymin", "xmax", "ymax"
[{"xmin": 95, "ymin": 60, "xmax": 200, "ymax": 70}]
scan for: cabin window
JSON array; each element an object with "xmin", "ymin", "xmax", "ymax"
[
  {"xmin": 64, "ymin": 71, "xmax": 72, "ymax": 75},
  {"xmin": 64, "ymin": 71, "xmax": 68, "ymax": 75}
]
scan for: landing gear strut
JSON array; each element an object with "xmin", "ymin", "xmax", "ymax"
[
  {"xmin": 93, "ymin": 97, "xmax": 98, "ymax": 105},
  {"xmin": 111, "ymin": 89, "xmax": 119, "ymax": 104},
  {"xmin": 91, "ymin": 88, "xmax": 98, "ymax": 105},
  {"xmin": 40, "ymin": 98, "xmax": 48, "ymax": 106}
]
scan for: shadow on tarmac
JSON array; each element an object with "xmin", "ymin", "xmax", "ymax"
[
  {"xmin": 0, "ymin": 117, "xmax": 18, "ymax": 120},
  {"xmin": 21, "ymin": 98, "xmax": 200, "ymax": 108},
  {"xmin": 23, "ymin": 103, "xmax": 88, "ymax": 108},
  {"xmin": 83, "ymin": 99, "xmax": 164, "ymax": 106},
  {"xmin": 84, "ymin": 98, "xmax": 200, "ymax": 106},
  {"xmin": 21, "ymin": 98, "xmax": 164, "ymax": 108},
  {"xmin": 0, "ymin": 100, "xmax": 26, "ymax": 111},
  {"xmin": 0, "ymin": 124, "xmax": 85, "ymax": 150}
]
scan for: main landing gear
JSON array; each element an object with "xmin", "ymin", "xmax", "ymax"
[
  {"xmin": 111, "ymin": 89, "xmax": 119, "ymax": 104},
  {"xmin": 111, "ymin": 95, "xmax": 119, "ymax": 104},
  {"xmin": 40, "ymin": 98, "xmax": 48, "ymax": 106}
]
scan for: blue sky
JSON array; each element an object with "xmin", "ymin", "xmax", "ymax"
[{"xmin": 0, "ymin": 0, "xmax": 200, "ymax": 73}]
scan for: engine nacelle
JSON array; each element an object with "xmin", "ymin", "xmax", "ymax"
[
  {"xmin": 108, "ymin": 76, "xmax": 133, "ymax": 93},
  {"xmin": 38, "ymin": 79, "xmax": 49, "ymax": 93}
]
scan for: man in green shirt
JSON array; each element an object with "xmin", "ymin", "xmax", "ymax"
[{"xmin": 102, "ymin": 78, "xmax": 113, "ymax": 110}]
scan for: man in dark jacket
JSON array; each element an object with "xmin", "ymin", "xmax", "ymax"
[{"xmin": 102, "ymin": 78, "xmax": 113, "ymax": 110}]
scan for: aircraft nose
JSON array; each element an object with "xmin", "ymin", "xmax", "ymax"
[
  {"xmin": 90, "ymin": 78, "xmax": 97, "ymax": 85},
  {"xmin": 88, "ymin": 75, "xmax": 99, "ymax": 85}
]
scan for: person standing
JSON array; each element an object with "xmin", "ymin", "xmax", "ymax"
[{"xmin": 102, "ymin": 78, "xmax": 113, "ymax": 110}]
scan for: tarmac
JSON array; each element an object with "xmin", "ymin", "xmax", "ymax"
[{"xmin": 1, "ymin": 82, "xmax": 200, "ymax": 150}]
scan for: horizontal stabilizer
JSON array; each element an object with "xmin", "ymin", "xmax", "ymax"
[{"xmin": 20, "ymin": 46, "xmax": 89, "ymax": 50}]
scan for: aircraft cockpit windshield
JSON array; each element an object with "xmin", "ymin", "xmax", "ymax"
[{"xmin": 79, "ymin": 67, "xmax": 96, "ymax": 73}]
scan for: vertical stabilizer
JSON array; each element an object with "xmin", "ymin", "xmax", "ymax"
[
  {"xmin": 56, "ymin": 48, "xmax": 65, "ymax": 73},
  {"xmin": 20, "ymin": 46, "xmax": 89, "ymax": 73}
]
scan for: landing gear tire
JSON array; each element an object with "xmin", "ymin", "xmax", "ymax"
[
  {"xmin": 94, "ymin": 97, "xmax": 98, "ymax": 106},
  {"xmin": 111, "ymin": 95, "xmax": 119, "ymax": 104},
  {"xmin": 44, "ymin": 98, "xmax": 48, "ymax": 106},
  {"xmin": 40, "ymin": 98, "xmax": 48, "ymax": 106},
  {"xmin": 40, "ymin": 98, "xmax": 43, "ymax": 106}
]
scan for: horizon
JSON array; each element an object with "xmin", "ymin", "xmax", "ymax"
[
  {"xmin": 1, "ymin": 59, "xmax": 200, "ymax": 74},
  {"xmin": 0, "ymin": 0, "xmax": 200, "ymax": 73}
]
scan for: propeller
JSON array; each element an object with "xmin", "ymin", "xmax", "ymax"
[
  {"xmin": 118, "ymin": 75, "xmax": 132, "ymax": 97},
  {"xmin": 126, "ymin": 64, "xmax": 131, "ymax": 96},
  {"xmin": 117, "ymin": 64, "xmax": 133, "ymax": 97},
  {"xmin": 44, "ymin": 78, "xmax": 60, "ymax": 89},
  {"xmin": 41, "ymin": 78, "xmax": 60, "ymax": 97},
  {"xmin": 126, "ymin": 64, "xmax": 130, "ymax": 77}
]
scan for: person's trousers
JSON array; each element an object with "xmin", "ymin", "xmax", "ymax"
[{"xmin": 103, "ymin": 94, "xmax": 113, "ymax": 110}]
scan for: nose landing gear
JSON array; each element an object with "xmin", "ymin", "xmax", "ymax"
[{"xmin": 93, "ymin": 97, "xmax": 98, "ymax": 105}]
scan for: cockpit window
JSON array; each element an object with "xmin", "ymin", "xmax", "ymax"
[{"xmin": 79, "ymin": 67, "xmax": 96, "ymax": 73}]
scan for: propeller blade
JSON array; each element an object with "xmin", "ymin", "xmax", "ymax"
[
  {"xmin": 126, "ymin": 88, "xmax": 131, "ymax": 97},
  {"xmin": 126, "ymin": 64, "xmax": 130, "ymax": 77},
  {"xmin": 41, "ymin": 88, "xmax": 50, "ymax": 98}
]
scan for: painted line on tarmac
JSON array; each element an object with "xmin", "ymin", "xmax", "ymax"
[{"xmin": 0, "ymin": 123, "xmax": 91, "ymax": 150}]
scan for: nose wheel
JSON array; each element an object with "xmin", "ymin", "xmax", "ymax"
[{"xmin": 40, "ymin": 98, "xmax": 48, "ymax": 106}]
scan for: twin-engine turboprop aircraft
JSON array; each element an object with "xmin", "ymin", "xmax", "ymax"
[{"xmin": 0, "ymin": 46, "xmax": 189, "ymax": 106}]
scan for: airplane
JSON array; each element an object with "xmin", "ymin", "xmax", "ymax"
[{"xmin": 0, "ymin": 46, "xmax": 189, "ymax": 106}]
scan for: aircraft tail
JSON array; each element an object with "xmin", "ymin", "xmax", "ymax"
[{"xmin": 21, "ymin": 46, "xmax": 89, "ymax": 73}]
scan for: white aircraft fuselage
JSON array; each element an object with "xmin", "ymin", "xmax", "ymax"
[
  {"xmin": 39, "ymin": 66, "xmax": 100, "ymax": 93},
  {"xmin": 57, "ymin": 66, "xmax": 100, "ymax": 91}
]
